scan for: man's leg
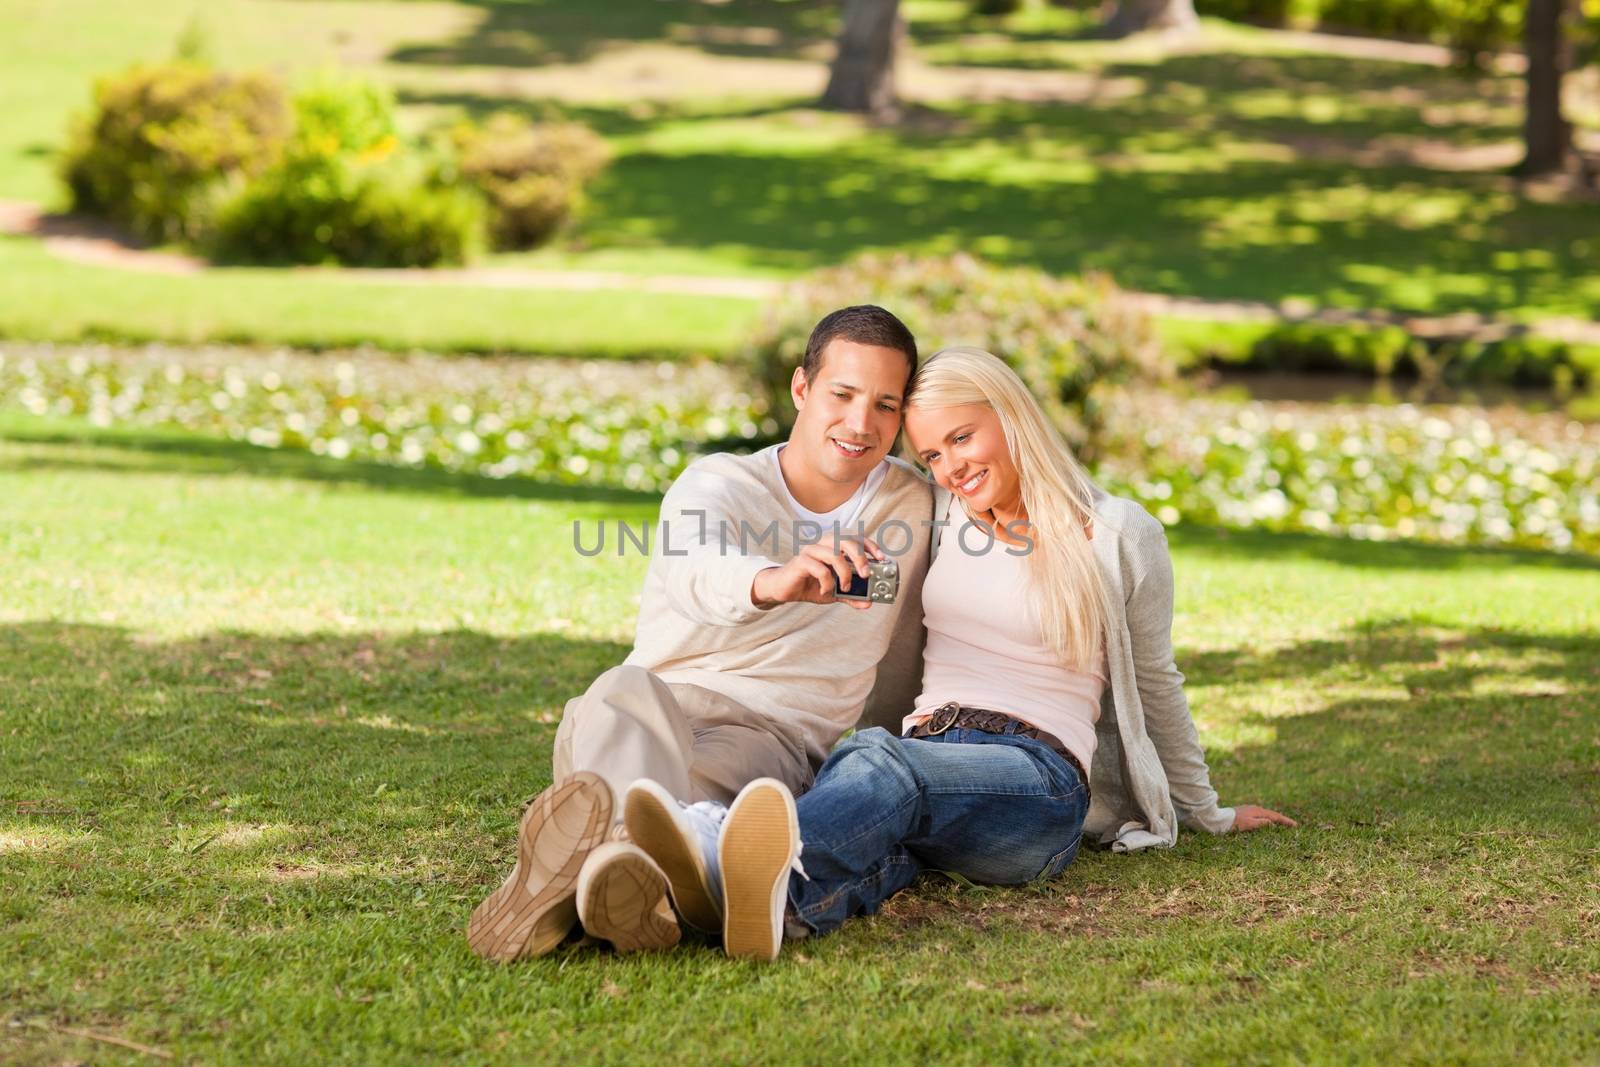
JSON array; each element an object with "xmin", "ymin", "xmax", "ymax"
[
  {"xmin": 552, "ymin": 664, "xmax": 700, "ymax": 808},
  {"xmin": 549, "ymin": 668, "xmax": 810, "ymax": 952},
  {"xmin": 674, "ymin": 685, "xmax": 814, "ymax": 806},
  {"xmin": 470, "ymin": 665, "xmax": 693, "ymax": 959},
  {"xmin": 612, "ymin": 685, "xmax": 814, "ymax": 939}
]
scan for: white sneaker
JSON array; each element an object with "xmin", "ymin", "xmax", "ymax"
[
  {"xmin": 719, "ymin": 778, "xmax": 803, "ymax": 962},
  {"xmin": 623, "ymin": 779, "xmax": 726, "ymax": 934}
]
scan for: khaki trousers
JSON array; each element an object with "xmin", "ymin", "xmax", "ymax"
[{"xmin": 552, "ymin": 665, "xmax": 813, "ymax": 811}]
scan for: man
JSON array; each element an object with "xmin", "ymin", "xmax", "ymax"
[{"xmin": 468, "ymin": 305, "xmax": 935, "ymax": 960}]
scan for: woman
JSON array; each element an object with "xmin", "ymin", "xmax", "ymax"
[{"xmin": 625, "ymin": 346, "xmax": 1296, "ymax": 960}]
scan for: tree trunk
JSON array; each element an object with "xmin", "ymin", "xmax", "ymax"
[
  {"xmin": 821, "ymin": 0, "xmax": 903, "ymax": 120},
  {"xmin": 1102, "ymin": 0, "xmax": 1199, "ymax": 38},
  {"xmin": 1519, "ymin": 0, "xmax": 1573, "ymax": 176}
]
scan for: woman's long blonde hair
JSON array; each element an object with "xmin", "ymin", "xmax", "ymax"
[{"xmin": 906, "ymin": 346, "xmax": 1109, "ymax": 671}]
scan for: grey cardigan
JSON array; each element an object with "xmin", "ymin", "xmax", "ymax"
[{"xmin": 927, "ymin": 486, "xmax": 1235, "ymax": 850}]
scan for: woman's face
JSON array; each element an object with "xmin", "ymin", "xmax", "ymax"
[{"xmin": 904, "ymin": 403, "xmax": 1023, "ymax": 517}]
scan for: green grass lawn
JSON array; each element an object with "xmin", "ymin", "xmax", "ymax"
[
  {"xmin": 4, "ymin": 413, "xmax": 1598, "ymax": 1064},
  {"xmin": 1, "ymin": 0, "xmax": 1597, "ymax": 358}
]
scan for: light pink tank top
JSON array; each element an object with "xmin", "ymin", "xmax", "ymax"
[{"xmin": 904, "ymin": 518, "xmax": 1104, "ymax": 777}]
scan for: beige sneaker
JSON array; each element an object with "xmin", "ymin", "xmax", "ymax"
[
  {"xmin": 623, "ymin": 778, "xmax": 724, "ymax": 934},
  {"xmin": 466, "ymin": 772, "xmax": 613, "ymax": 961},
  {"xmin": 719, "ymin": 778, "xmax": 801, "ymax": 962},
  {"xmin": 575, "ymin": 841, "xmax": 682, "ymax": 952}
]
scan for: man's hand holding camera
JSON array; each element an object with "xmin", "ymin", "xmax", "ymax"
[{"xmin": 752, "ymin": 538, "xmax": 891, "ymax": 611}]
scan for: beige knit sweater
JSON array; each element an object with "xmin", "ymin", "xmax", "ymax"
[{"xmin": 626, "ymin": 446, "xmax": 935, "ymax": 769}]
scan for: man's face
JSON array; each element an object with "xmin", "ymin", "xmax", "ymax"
[{"xmin": 788, "ymin": 339, "xmax": 910, "ymax": 489}]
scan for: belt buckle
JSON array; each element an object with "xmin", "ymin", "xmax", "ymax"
[{"xmin": 926, "ymin": 702, "xmax": 961, "ymax": 736}]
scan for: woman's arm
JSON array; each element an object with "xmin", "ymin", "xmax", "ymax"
[{"xmin": 1123, "ymin": 514, "xmax": 1294, "ymax": 834}]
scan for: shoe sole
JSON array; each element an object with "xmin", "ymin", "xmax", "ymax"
[
  {"xmin": 466, "ymin": 771, "xmax": 612, "ymax": 961},
  {"xmin": 719, "ymin": 779, "xmax": 796, "ymax": 962},
  {"xmin": 624, "ymin": 781, "xmax": 722, "ymax": 934},
  {"xmin": 576, "ymin": 843, "xmax": 682, "ymax": 953}
]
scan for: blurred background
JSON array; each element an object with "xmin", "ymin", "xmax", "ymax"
[{"xmin": 2, "ymin": 0, "xmax": 1597, "ymax": 553}]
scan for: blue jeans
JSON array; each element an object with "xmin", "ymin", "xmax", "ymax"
[{"xmin": 787, "ymin": 725, "xmax": 1089, "ymax": 937}]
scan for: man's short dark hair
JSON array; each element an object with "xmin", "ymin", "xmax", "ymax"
[{"xmin": 803, "ymin": 305, "xmax": 918, "ymax": 390}]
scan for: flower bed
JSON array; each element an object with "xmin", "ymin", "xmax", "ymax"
[
  {"xmin": 0, "ymin": 344, "xmax": 769, "ymax": 492},
  {"xmin": 3, "ymin": 344, "xmax": 1594, "ymax": 555},
  {"xmin": 1097, "ymin": 392, "xmax": 1599, "ymax": 554}
]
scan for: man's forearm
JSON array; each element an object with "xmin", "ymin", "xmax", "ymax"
[{"xmin": 749, "ymin": 565, "xmax": 786, "ymax": 610}]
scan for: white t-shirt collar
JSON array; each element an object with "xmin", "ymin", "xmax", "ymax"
[{"xmin": 769, "ymin": 444, "xmax": 888, "ymax": 530}]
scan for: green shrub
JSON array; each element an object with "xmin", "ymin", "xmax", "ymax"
[
  {"xmin": 972, "ymin": 0, "xmax": 1024, "ymax": 15},
  {"xmin": 212, "ymin": 78, "xmax": 484, "ymax": 267},
  {"xmin": 1202, "ymin": 0, "xmax": 1296, "ymax": 27},
  {"xmin": 1207, "ymin": 0, "xmax": 1521, "ymax": 60},
  {"xmin": 290, "ymin": 75, "xmax": 399, "ymax": 159},
  {"xmin": 60, "ymin": 61, "xmax": 290, "ymax": 242},
  {"xmin": 448, "ymin": 113, "xmax": 611, "ymax": 250},
  {"xmin": 213, "ymin": 155, "xmax": 485, "ymax": 267},
  {"xmin": 1319, "ymin": 0, "xmax": 1518, "ymax": 60},
  {"xmin": 1164, "ymin": 318, "xmax": 1597, "ymax": 392},
  {"xmin": 744, "ymin": 253, "xmax": 1174, "ymax": 456},
  {"xmin": 1249, "ymin": 322, "xmax": 1418, "ymax": 377},
  {"xmin": 1459, "ymin": 336, "xmax": 1577, "ymax": 388},
  {"xmin": 1435, "ymin": 0, "xmax": 1522, "ymax": 63}
]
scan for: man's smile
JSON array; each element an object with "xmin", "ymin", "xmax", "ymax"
[{"xmin": 831, "ymin": 437, "xmax": 871, "ymax": 458}]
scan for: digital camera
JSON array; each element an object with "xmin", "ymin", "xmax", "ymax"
[{"xmin": 835, "ymin": 558, "xmax": 899, "ymax": 604}]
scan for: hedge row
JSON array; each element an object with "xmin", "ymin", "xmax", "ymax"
[
  {"xmin": 750, "ymin": 254, "xmax": 1597, "ymax": 410},
  {"xmin": 1158, "ymin": 318, "xmax": 1600, "ymax": 395},
  {"xmin": 743, "ymin": 253, "xmax": 1176, "ymax": 458}
]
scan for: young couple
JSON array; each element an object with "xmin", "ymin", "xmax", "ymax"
[{"xmin": 467, "ymin": 305, "xmax": 1296, "ymax": 962}]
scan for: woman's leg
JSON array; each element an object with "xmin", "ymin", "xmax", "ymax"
[
  {"xmin": 785, "ymin": 729, "xmax": 925, "ymax": 935},
  {"xmin": 788, "ymin": 728, "xmax": 1087, "ymax": 936},
  {"xmin": 899, "ymin": 730, "xmax": 1088, "ymax": 885}
]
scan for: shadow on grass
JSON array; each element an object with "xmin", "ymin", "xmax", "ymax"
[
  {"xmin": 937, "ymin": 44, "xmax": 1514, "ymax": 130},
  {"xmin": 1164, "ymin": 523, "xmax": 1600, "ymax": 572},
  {"xmin": 386, "ymin": 0, "xmax": 838, "ymax": 67},
  {"xmin": 1182, "ymin": 615, "xmax": 1600, "ymax": 692},
  {"xmin": 4, "ymin": 612, "xmax": 1595, "ymax": 1065},
  {"xmin": 584, "ymin": 153, "xmax": 1560, "ymax": 311},
  {"xmin": 2, "ymin": 621, "xmax": 630, "ymax": 827},
  {"xmin": 4, "ymin": 611, "xmax": 1595, "ymax": 866},
  {"xmin": 0, "ymin": 421, "xmax": 664, "ymax": 505},
  {"xmin": 8, "ymin": 611, "xmax": 1596, "ymax": 801},
  {"xmin": 379, "ymin": 0, "xmax": 1594, "ymax": 319},
  {"xmin": 1180, "ymin": 617, "xmax": 1600, "ymax": 832},
  {"xmin": 396, "ymin": 84, "xmax": 1590, "ymax": 316}
]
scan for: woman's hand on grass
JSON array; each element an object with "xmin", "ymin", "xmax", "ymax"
[{"xmin": 1230, "ymin": 805, "xmax": 1298, "ymax": 832}]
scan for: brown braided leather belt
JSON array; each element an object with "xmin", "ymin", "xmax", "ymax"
[{"xmin": 905, "ymin": 702, "xmax": 1090, "ymax": 799}]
